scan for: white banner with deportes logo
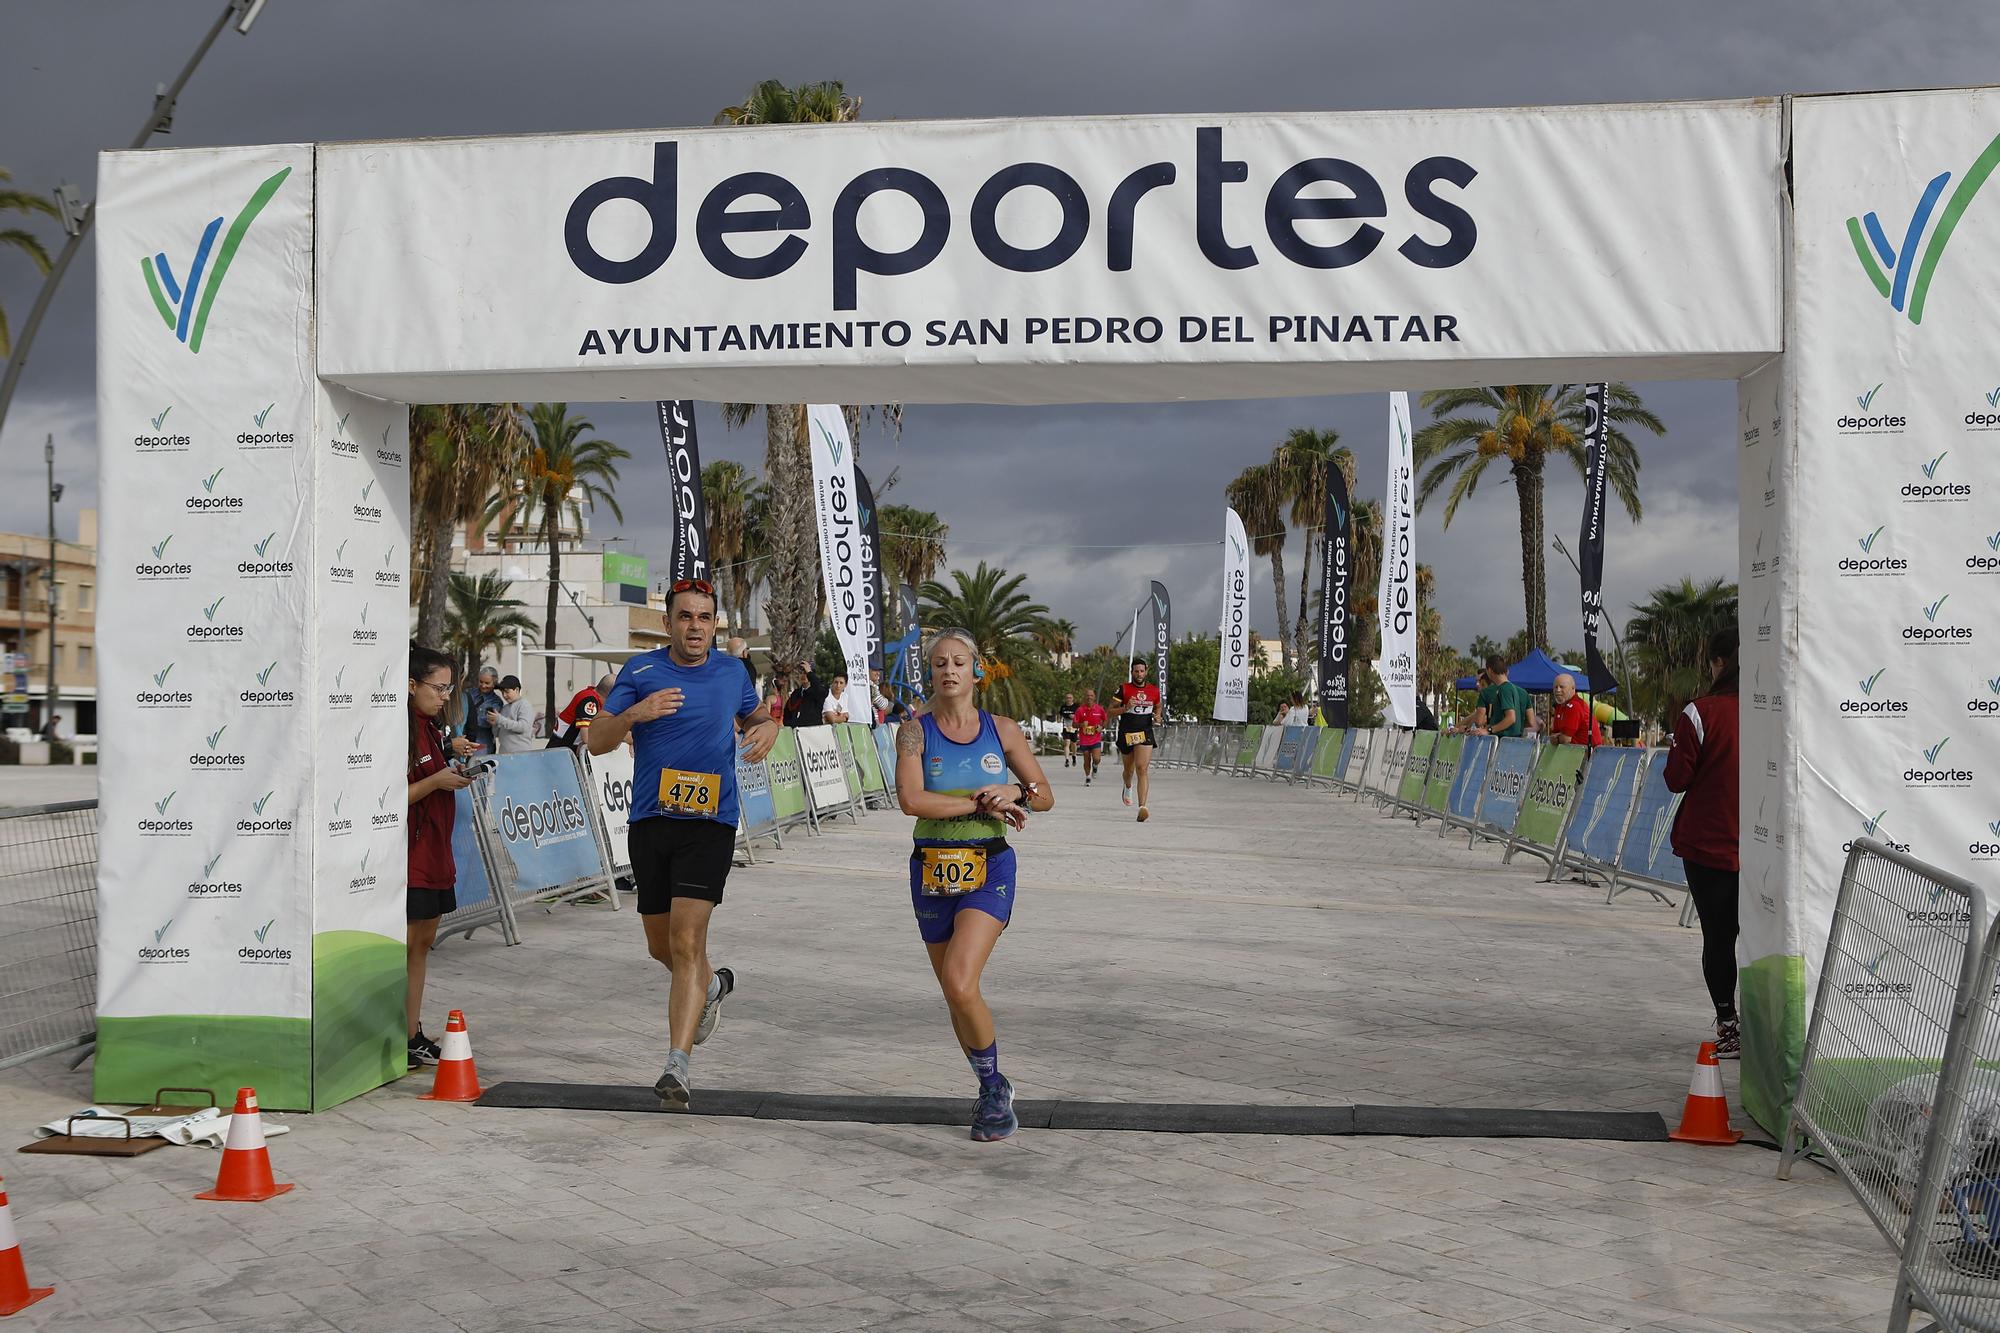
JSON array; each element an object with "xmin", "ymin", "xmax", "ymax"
[
  {"xmin": 806, "ymin": 405, "xmax": 874, "ymax": 721},
  {"xmin": 95, "ymin": 144, "xmax": 408, "ymax": 1112},
  {"xmin": 1374, "ymin": 392, "xmax": 1417, "ymax": 728},
  {"xmin": 1213, "ymin": 508, "xmax": 1250, "ymax": 722},
  {"xmin": 1739, "ymin": 88, "xmax": 2000, "ymax": 1133},
  {"xmin": 795, "ymin": 725, "xmax": 853, "ymax": 813},
  {"xmin": 313, "ymin": 104, "xmax": 1783, "ymax": 405}
]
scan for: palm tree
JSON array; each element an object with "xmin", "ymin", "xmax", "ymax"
[
  {"xmin": 1413, "ymin": 384, "xmax": 1662, "ymax": 651},
  {"xmin": 444, "ymin": 571, "xmax": 539, "ymax": 688},
  {"xmin": 410, "ymin": 403, "xmax": 527, "ymax": 648},
  {"xmin": 714, "ymin": 80, "xmax": 905, "ymax": 668},
  {"xmin": 487, "ymin": 404, "xmax": 630, "ymax": 720},
  {"xmin": 1225, "ymin": 462, "xmax": 1292, "ymax": 672},
  {"xmin": 1270, "ymin": 428, "xmax": 1343, "ymax": 662},
  {"xmin": 701, "ymin": 459, "xmax": 759, "ymax": 633},
  {"xmin": 918, "ymin": 562, "xmax": 1050, "ymax": 718},
  {"xmin": 1627, "ymin": 576, "xmax": 1738, "ymax": 727},
  {"xmin": 1, "ymin": 169, "xmax": 61, "ymax": 357},
  {"xmin": 1414, "ymin": 564, "xmax": 1453, "ymax": 709},
  {"xmin": 880, "ymin": 504, "xmax": 950, "ymax": 602}
]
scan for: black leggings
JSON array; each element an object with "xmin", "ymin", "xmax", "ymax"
[{"xmin": 1684, "ymin": 860, "xmax": 1739, "ymax": 1020}]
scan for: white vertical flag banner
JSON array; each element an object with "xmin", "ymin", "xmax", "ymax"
[
  {"xmin": 1214, "ymin": 508, "xmax": 1251, "ymax": 722},
  {"xmin": 1374, "ymin": 392, "xmax": 1418, "ymax": 727},
  {"xmin": 806, "ymin": 405, "xmax": 874, "ymax": 721}
]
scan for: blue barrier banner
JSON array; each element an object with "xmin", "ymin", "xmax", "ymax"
[
  {"xmin": 736, "ymin": 757, "xmax": 777, "ymax": 839},
  {"xmin": 872, "ymin": 724, "xmax": 899, "ymax": 796},
  {"xmin": 1615, "ymin": 750, "xmax": 1687, "ymax": 886},
  {"xmin": 1448, "ymin": 734, "xmax": 1494, "ymax": 820},
  {"xmin": 1478, "ymin": 737, "xmax": 1537, "ymax": 833},
  {"xmin": 451, "ymin": 787, "xmax": 493, "ymax": 909},
  {"xmin": 1335, "ymin": 728, "xmax": 1357, "ymax": 782},
  {"xmin": 1572, "ymin": 747, "xmax": 1641, "ymax": 864},
  {"xmin": 1275, "ymin": 726, "xmax": 1305, "ymax": 774},
  {"xmin": 486, "ymin": 749, "xmax": 605, "ymax": 892}
]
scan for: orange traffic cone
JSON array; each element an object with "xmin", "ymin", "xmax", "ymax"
[
  {"xmin": 1668, "ymin": 1041, "xmax": 1744, "ymax": 1145},
  {"xmin": 418, "ymin": 1010, "xmax": 483, "ymax": 1102},
  {"xmin": 0, "ymin": 1181, "xmax": 53, "ymax": 1314},
  {"xmin": 196, "ymin": 1088, "xmax": 295, "ymax": 1202}
]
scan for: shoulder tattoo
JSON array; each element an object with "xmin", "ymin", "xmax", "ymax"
[{"xmin": 897, "ymin": 718, "xmax": 926, "ymax": 755}]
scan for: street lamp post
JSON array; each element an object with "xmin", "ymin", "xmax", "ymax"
[
  {"xmin": 0, "ymin": 0, "xmax": 265, "ymax": 450},
  {"xmin": 45, "ymin": 437, "xmax": 63, "ymax": 739}
]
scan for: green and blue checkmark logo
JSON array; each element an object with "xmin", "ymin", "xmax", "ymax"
[
  {"xmin": 153, "ymin": 662, "xmax": 174, "ymax": 687},
  {"xmin": 1857, "ymin": 383, "xmax": 1883, "ymax": 411},
  {"xmin": 254, "ymin": 919, "xmax": 275, "ymax": 943},
  {"xmin": 1849, "ymin": 132, "xmax": 2000, "ymax": 325},
  {"xmin": 1859, "ymin": 525, "xmax": 1886, "ymax": 553},
  {"xmin": 1925, "ymin": 594, "xmax": 1950, "ymax": 622},
  {"xmin": 201, "ymin": 467, "xmax": 224, "ymax": 494},
  {"xmin": 206, "ymin": 725, "xmax": 227, "ymax": 750},
  {"xmin": 253, "ymin": 533, "xmax": 275, "ymax": 557},
  {"xmin": 150, "ymin": 406, "xmax": 172, "ymax": 431},
  {"xmin": 141, "ymin": 166, "xmax": 292, "ymax": 353},
  {"xmin": 1922, "ymin": 451, "xmax": 1949, "ymax": 480},
  {"xmin": 202, "ymin": 851, "xmax": 223, "ymax": 878},
  {"xmin": 155, "ymin": 790, "xmax": 177, "ymax": 815},
  {"xmin": 153, "ymin": 918, "xmax": 174, "ymax": 945},
  {"xmin": 1925, "ymin": 736, "xmax": 1951, "ymax": 765},
  {"xmin": 256, "ymin": 662, "xmax": 276, "ymax": 686},
  {"xmin": 202, "ymin": 596, "xmax": 225, "ymax": 622},
  {"xmin": 1859, "ymin": 668, "xmax": 1886, "ymax": 696},
  {"xmin": 151, "ymin": 535, "xmax": 173, "ymax": 559},
  {"xmin": 253, "ymin": 403, "xmax": 274, "ymax": 428}
]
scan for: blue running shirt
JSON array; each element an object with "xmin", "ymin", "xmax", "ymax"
[
  {"xmin": 914, "ymin": 710, "xmax": 1009, "ymax": 843},
  {"xmin": 604, "ymin": 649, "xmax": 759, "ymax": 827}
]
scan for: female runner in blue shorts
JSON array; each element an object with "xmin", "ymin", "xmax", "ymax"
[{"xmin": 895, "ymin": 628, "xmax": 1053, "ymax": 1141}]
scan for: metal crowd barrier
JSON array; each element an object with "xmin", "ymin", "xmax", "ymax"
[
  {"xmin": 0, "ymin": 800, "xmax": 99, "ymax": 1071},
  {"xmin": 1780, "ymin": 839, "xmax": 2000, "ymax": 1333}
]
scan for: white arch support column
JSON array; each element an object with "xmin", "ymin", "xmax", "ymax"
[
  {"xmin": 95, "ymin": 144, "xmax": 409, "ymax": 1111},
  {"xmin": 1738, "ymin": 88, "xmax": 2000, "ymax": 1132}
]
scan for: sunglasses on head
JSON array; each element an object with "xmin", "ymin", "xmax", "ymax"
[{"xmin": 668, "ymin": 578, "xmax": 714, "ymax": 596}]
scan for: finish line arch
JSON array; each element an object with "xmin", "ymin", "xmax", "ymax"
[{"xmin": 90, "ymin": 87, "xmax": 1999, "ymax": 1128}]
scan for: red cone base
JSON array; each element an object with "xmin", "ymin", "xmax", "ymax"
[{"xmin": 196, "ymin": 1089, "xmax": 296, "ymax": 1202}]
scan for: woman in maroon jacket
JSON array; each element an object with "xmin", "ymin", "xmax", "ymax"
[
  {"xmin": 407, "ymin": 645, "xmax": 475, "ymax": 1070},
  {"xmin": 1663, "ymin": 626, "xmax": 1741, "ymax": 1058}
]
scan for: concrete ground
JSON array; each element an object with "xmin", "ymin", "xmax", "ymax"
[
  {"xmin": 0, "ymin": 762, "xmax": 1897, "ymax": 1331},
  {"xmin": 0, "ymin": 766, "xmax": 96, "ymax": 810}
]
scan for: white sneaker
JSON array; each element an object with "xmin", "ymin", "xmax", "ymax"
[
  {"xmin": 1122, "ymin": 787, "xmax": 1133, "ymax": 806},
  {"xmin": 696, "ymin": 967, "xmax": 732, "ymax": 1046}
]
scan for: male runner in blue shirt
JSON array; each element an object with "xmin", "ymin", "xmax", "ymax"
[{"xmin": 590, "ymin": 578, "xmax": 781, "ymax": 1110}]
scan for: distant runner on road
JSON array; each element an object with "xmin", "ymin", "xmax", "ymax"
[
  {"xmin": 1108, "ymin": 658, "xmax": 1160, "ymax": 822},
  {"xmin": 1059, "ymin": 692, "xmax": 1078, "ymax": 768},
  {"xmin": 896, "ymin": 628, "xmax": 1053, "ymax": 1142},
  {"xmin": 1072, "ymin": 689, "xmax": 1107, "ymax": 786}
]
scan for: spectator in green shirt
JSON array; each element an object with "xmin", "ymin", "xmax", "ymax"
[{"xmin": 1472, "ymin": 655, "xmax": 1532, "ymax": 738}]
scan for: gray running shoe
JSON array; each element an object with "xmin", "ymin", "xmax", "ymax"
[
  {"xmin": 696, "ymin": 967, "xmax": 734, "ymax": 1046},
  {"xmin": 655, "ymin": 1050, "xmax": 691, "ymax": 1111}
]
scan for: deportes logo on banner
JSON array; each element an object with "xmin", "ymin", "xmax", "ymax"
[
  {"xmin": 1575, "ymin": 382, "xmax": 1618, "ymax": 694},
  {"xmin": 1213, "ymin": 508, "xmax": 1250, "ymax": 722},
  {"xmin": 657, "ymin": 400, "xmax": 708, "ymax": 584},
  {"xmin": 806, "ymin": 406, "xmax": 874, "ymax": 722},
  {"xmin": 856, "ymin": 467, "xmax": 885, "ymax": 673},
  {"xmin": 1374, "ymin": 392, "xmax": 1417, "ymax": 727},
  {"xmin": 1317, "ymin": 461, "xmax": 1351, "ymax": 727},
  {"xmin": 1150, "ymin": 580, "xmax": 1171, "ymax": 710}
]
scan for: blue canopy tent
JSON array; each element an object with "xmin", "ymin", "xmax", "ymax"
[{"xmin": 1452, "ymin": 648, "xmax": 1616, "ymax": 694}]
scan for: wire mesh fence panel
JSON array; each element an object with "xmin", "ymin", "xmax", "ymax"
[
  {"xmin": 1783, "ymin": 840, "xmax": 1989, "ymax": 1299},
  {"xmin": 0, "ymin": 800, "xmax": 99, "ymax": 1069},
  {"xmin": 1893, "ymin": 909, "xmax": 2000, "ymax": 1332}
]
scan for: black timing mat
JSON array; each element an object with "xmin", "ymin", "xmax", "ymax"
[{"xmin": 475, "ymin": 1082, "xmax": 1667, "ymax": 1141}]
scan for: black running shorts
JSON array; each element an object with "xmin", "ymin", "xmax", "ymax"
[
  {"xmin": 407, "ymin": 886, "xmax": 458, "ymax": 922},
  {"xmin": 1116, "ymin": 719, "xmax": 1156, "ymax": 754},
  {"xmin": 630, "ymin": 815, "xmax": 737, "ymax": 914}
]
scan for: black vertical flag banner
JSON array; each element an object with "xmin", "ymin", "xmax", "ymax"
[
  {"xmin": 896, "ymin": 582, "xmax": 924, "ymax": 704},
  {"xmin": 1577, "ymin": 383, "xmax": 1618, "ymax": 694},
  {"xmin": 855, "ymin": 468, "xmax": 885, "ymax": 671},
  {"xmin": 657, "ymin": 401, "xmax": 708, "ymax": 585},
  {"xmin": 1316, "ymin": 462, "xmax": 1352, "ymax": 727},
  {"xmin": 1149, "ymin": 581, "xmax": 1170, "ymax": 714}
]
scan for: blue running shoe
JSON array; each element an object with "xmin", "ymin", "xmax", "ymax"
[{"xmin": 971, "ymin": 1076, "xmax": 1017, "ymax": 1142}]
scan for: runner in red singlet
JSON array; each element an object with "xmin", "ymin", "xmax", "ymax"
[{"xmin": 1108, "ymin": 658, "xmax": 1160, "ymax": 822}]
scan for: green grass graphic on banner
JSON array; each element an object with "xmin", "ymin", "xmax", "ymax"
[
  {"xmin": 311, "ymin": 930, "xmax": 406, "ymax": 1110},
  {"xmin": 95, "ymin": 1014, "xmax": 312, "ymax": 1111},
  {"xmin": 1739, "ymin": 952, "xmax": 1806, "ymax": 1135},
  {"xmin": 1514, "ymin": 745, "xmax": 1589, "ymax": 848},
  {"xmin": 1398, "ymin": 731, "xmax": 1436, "ymax": 805}
]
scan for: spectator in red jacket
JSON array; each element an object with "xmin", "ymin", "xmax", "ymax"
[
  {"xmin": 407, "ymin": 644, "xmax": 474, "ymax": 1071},
  {"xmin": 1664, "ymin": 625, "xmax": 1741, "ymax": 1058},
  {"xmin": 1547, "ymin": 673, "xmax": 1604, "ymax": 747}
]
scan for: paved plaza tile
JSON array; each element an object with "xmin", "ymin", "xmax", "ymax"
[{"xmin": 0, "ymin": 764, "xmax": 1896, "ymax": 1329}]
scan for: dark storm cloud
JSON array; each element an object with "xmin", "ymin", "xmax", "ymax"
[{"xmin": 4, "ymin": 0, "xmax": 1995, "ymax": 649}]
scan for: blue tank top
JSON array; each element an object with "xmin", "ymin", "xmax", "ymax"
[{"xmin": 915, "ymin": 710, "xmax": 1008, "ymax": 843}]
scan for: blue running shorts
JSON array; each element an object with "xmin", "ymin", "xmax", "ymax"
[{"xmin": 909, "ymin": 843, "xmax": 1016, "ymax": 943}]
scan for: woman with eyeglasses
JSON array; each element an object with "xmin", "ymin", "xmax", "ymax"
[
  {"xmin": 407, "ymin": 643, "xmax": 476, "ymax": 1070},
  {"xmin": 895, "ymin": 628, "xmax": 1054, "ymax": 1141}
]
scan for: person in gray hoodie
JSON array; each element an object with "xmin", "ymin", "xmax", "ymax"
[{"xmin": 487, "ymin": 675, "xmax": 539, "ymax": 754}]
